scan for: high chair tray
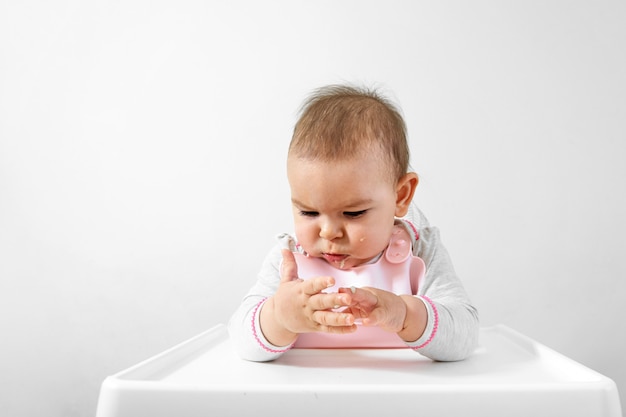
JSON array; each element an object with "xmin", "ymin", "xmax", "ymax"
[{"xmin": 96, "ymin": 324, "xmax": 621, "ymax": 417}]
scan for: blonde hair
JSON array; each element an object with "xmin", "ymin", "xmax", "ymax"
[{"xmin": 288, "ymin": 84, "xmax": 410, "ymax": 181}]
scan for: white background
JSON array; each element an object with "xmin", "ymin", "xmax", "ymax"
[{"xmin": 1, "ymin": 1, "xmax": 625, "ymax": 416}]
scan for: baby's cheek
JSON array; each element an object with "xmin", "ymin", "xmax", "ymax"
[
  {"xmin": 294, "ymin": 229, "xmax": 315, "ymax": 252},
  {"xmin": 355, "ymin": 237, "xmax": 385, "ymax": 259}
]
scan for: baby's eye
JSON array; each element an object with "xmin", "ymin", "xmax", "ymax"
[
  {"xmin": 299, "ymin": 210, "xmax": 319, "ymax": 217},
  {"xmin": 344, "ymin": 210, "xmax": 367, "ymax": 218}
]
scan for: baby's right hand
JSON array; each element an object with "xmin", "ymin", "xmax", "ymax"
[{"xmin": 269, "ymin": 250, "xmax": 356, "ymax": 337}]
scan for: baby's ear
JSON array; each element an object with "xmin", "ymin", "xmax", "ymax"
[{"xmin": 395, "ymin": 172, "xmax": 419, "ymax": 217}]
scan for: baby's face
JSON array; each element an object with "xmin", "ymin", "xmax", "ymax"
[{"xmin": 287, "ymin": 152, "xmax": 400, "ymax": 269}]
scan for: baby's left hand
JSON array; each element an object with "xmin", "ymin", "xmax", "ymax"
[{"xmin": 338, "ymin": 286, "xmax": 407, "ymax": 333}]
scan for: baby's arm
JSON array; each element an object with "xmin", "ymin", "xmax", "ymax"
[
  {"xmin": 411, "ymin": 226, "xmax": 479, "ymax": 361},
  {"xmin": 227, "ymin": 245, "xmax": 291, "ymax": 362}
]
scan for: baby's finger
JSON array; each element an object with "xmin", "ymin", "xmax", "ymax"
[
  {"xmin": 303, "ymin": 275, "xmax": 335, "ymax": 295},
  {"xmin": 279, "ymin": 249, "xmax": 299, "ymax": 283},
  {"xmin": 312, "ymin": 310, "xmax": 355, "ymax": 327},
  {"xmin": 309, "ymin": 292, "xmax": 351, "ymax": 311},
  {"xmin": 339, "ymin": 286, "xmax": 378, "ymax": 308},
  {"xmin": 360, "ymin": 311, "xmax": 381, "ymax": 326},
  {"xmin": 338, "ymin": 286, "xmax": 358, "ymax": 295}
]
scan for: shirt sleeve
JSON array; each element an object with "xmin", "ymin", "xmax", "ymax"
[
  {"xmin": 408, "ymin": 226, "xmax": 479, "ymax": 361},
  {"xmin": 227, "ymin": 243, "xmax": 293, "ymax": 362}
]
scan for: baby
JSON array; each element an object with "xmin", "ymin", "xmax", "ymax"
[{"xmin": 228, "ymin": 84, "xmax": 478, "ymax": 361}]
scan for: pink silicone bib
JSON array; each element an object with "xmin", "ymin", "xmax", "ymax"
[{"xmin": 293, "ymin": 225, "xmax": 425, "ymax": 348}]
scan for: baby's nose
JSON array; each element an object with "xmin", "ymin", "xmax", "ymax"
[{"xmin": 319, "ymin": 219, "xmax": 343, "ymax": 240}]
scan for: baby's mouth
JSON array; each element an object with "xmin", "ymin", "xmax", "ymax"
[{"xmin": 322, "ymin": 253, "xmax": 349, "ymax": 268}]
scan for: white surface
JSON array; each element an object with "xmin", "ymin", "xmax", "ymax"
[{"xmin": 96, "ymin": 325, "xmax": 621, "ymax": 417}]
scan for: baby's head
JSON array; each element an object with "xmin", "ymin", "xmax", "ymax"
[
  {"xmin": 287, "ymin": 85, "xmax": 418, "ymax": 268},
  {"xmin": 288, "ymin": 84, "xmax": 410, "ymax": 184}
]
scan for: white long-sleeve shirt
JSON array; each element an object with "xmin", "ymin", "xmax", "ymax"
[{"xmin": 228, "ymin": 210, "xmax": 479, "ymax": 362}]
